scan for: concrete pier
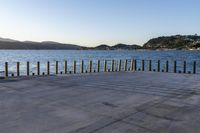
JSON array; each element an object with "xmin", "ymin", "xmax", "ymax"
[{"xmin": 0, "ymin": 72, "xmax": 200, "ymax": 133}]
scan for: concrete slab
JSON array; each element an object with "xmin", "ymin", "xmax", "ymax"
[{"xmin": 0, "ymin": 72, "xmax": 200, "ymax": 133}]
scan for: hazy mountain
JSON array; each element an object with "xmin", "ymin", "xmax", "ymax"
[
  {"xmin": 0, "ymin": 37, "xmax": 142, "ymax": 50},
  {"xmin": 0, "ymin": 37, "xmax": 19, "ymax": 42},
  {"xmin": 1, "ymin": 35, "xmax": 199, "ymax": 50},
  {"xmin": 0, "ymin": 38, "xmax": 82, "ymax": 50}
]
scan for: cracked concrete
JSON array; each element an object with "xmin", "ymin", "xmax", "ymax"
[{"xmin": 0, "ymin": 72, "xmax": 200, "ymax": 133}]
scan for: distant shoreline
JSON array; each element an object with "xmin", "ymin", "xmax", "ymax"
[
  {"xmin": 0, "ymin": 34, "xmax": 200, "ymax": 50},
  {"xmin": 0, "ymin": 49, "xmax": 199, "ymax": 51}
]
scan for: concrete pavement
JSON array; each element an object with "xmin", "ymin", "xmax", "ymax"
[{"xmin": 0, "ymin": 72, "xmax": 200, "ymax": 133}]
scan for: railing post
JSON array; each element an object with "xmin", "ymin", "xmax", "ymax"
[
  {"xmin": 27, "ymin": 62, "xmax": 30, "ymax": 76},
  {"xmin": 124, "ymin": 59, "xmax": 127, "ymax": 71},
  {"xmin": 37, "ymin": 61, "xmax": 40, "ymax": 75},
  {"xmin": 166, "ymin": 61, "xmax": 169, "ymax": 72},
  {"xmin": 47, "ymin": 61, "xmax": 50, "ymax": 75},
  {"xmin": 89, "ymin": 60, "xmax": 92, "ymax": 73},
  {"xmin": 142, "ymin": 60, "xmax": 145, "ymax": 71},
  {"xmin": 183, "ymin": 61, "xmax": 186, "ymax": 73},
  {"xmin": 97, "ymin": 60, "xmax": 100, "ymax": 72},
  {"xmin": 81, "ymin": 60, "xmax": 84, "ymax": 73},
  {"xmin": 193, "ymin": 61, "xmax": 196, "ymax": 74},
  {"xmin": 174, "ymin": 61, "xmax": 177, "ymax": 73},
  {"xmin": 157, "ymin": 60, "xmax": 160, "ymax": 72},
  {"xmin": 17, "ymin": 62, "xmax": 20, "ymax": 76},
  {"xmin": 74, "ymin": 60, "xmax": 76, "ymax": 74},
  {"xmin": 111, "ymin": 60, "xmax": 114, "ymax": 72},
  {"xmin": 149, "ymin": 60, "xmax": 152, "ymax": 71},
  {"xmin": 104, "ymin": 60, "xmax": 107, "ymax": 72},
  {"xmin": 5, "ymin": 62, "xmax": 8, "ymax": 78},
  {"xmin": 64, "ymin": 61, "xmax": 67, "ymax": 74},
  {"xmin": 118, "ymin": 60, "xmax": 121, "ymax": 71},
  {"xmin": 56, "ymin": 61, "xmax": 58, "ymax": 74}
]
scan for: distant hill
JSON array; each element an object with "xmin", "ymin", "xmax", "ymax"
[
  {"xmin": 93, "ymin": 44, "xmax": 111, "ymax": 50},
  {"xmin": 1, "ymin": 35, "xmax": 200, "ymax": 50},
  {"xmin": 143, "ymin": 35, "xmax": 200, "ymax": 49},
  {"xmin": 91, "ymin": 44, "xmax": 141, "ymax": 50},
  {"xmin": 111, "ymin": 44, "xmax": 141, "ymax": 50},
  {"xmin": 0, "ymin": 37, "xmax": 81, "ymax": 50},
  {"xmin": 0, "ymin": 37, "xmax": 142, "ymax": 50}
]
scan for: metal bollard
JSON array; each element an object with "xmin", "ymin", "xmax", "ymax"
[
  {"xmin": 16, "ymin": 62, "xmax": 20, "ymax": 76},
  {"xmin": 174, "ymin": 61, "xmax": 177, "ymax": 73},
  {"xmin": 118, "ymin": 60, "xmax": 121, "ymax": 71},
  {"xmin": 37, "ymin": 62, "xmax": 40, "ymax": 75},
  {"xmin": 104, "ymin": 60, "xmax": 107, "ymax": 72},
  {"xmin": 193, "ymin": 61, "xmax": 196, "ymax": 74},
  {"xmin": 74, "ymin": 60, "xmax": 76, "ymax": 74},
  {"xmin": 81, "ymin": 60, "xmax": 84, "ymax": 73},
  {"xmin": 64, "ymin": 61, "xmax": 67, "ymax": 74},
  {"xmin": 111, "ymin": 60, "xmax": 114, "ymax": 72},
  {"xmin": 89, "ymin": 60, "xmax": 92, "ymax": 73},
  {"xmin": 135, "ymin": 60, "xmax": 137, "ymax": 71},
  {"xmin": 166, "ymin": 61, "xmax": 169, "ymax": 72},
  {"xmin": 27, "ymin": 62, "xmax": 30, "ymax": 76},
  {"xmin": 131, "ymin": 59, "xmax": 135, "ymax": 71},
  {"xmin": 149, "ymin": 60, "xmax": 152, "ymax": 71},
  {"xmin": 5, "ymin": 62, "xmax": 8, "ymax": 78},
  {"xmin": 157, "ymin": 60, "xmax": 160, "ymax": 72},
  {"xmin": 183, "ymin": 61, "xmax": 186, "ymax": 73},
  {"xmin": 47, "ymin": 61, "xmax": 50, "ymax": 75},
  {"xmin": 142, "ymin": 60, "xmax": 145, "ymax": 71},
  {"xmin": 56, "ymin": 61, "xmax": 58, "ymax": 75},
  {"xmin": 124, "ymin": 59, "xmax": 127, "ymax": 71},
  {"xmin": 97, "ymin": 60, "xmax": 100, "ymax": 72}
]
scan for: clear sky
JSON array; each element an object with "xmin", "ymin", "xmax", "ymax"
[{"xmin": 0, "ymin": 0, "xmax": 200, "ymax": 46}]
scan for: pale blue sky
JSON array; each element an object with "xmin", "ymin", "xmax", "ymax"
[{"xmin": 0, "ymin": 0, "xmax": 199, "ymax": 46}]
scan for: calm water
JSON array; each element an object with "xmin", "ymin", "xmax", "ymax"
[{"xmin": 0, "ymin": 50, "xmax": 200, "ymax": 75}]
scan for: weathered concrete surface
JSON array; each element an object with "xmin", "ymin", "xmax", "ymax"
[{"xmin": 0, "ymin": 72, "xmax": 200, "ymax": 133}]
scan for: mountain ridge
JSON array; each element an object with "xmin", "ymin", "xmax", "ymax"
[
  {"xmin": 0, "ymin": 35, "xmax": 200, "ymax": 50},
  {"xmin": 0, "ymin": 37, "xmax": 141, "ymax": 50}
]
